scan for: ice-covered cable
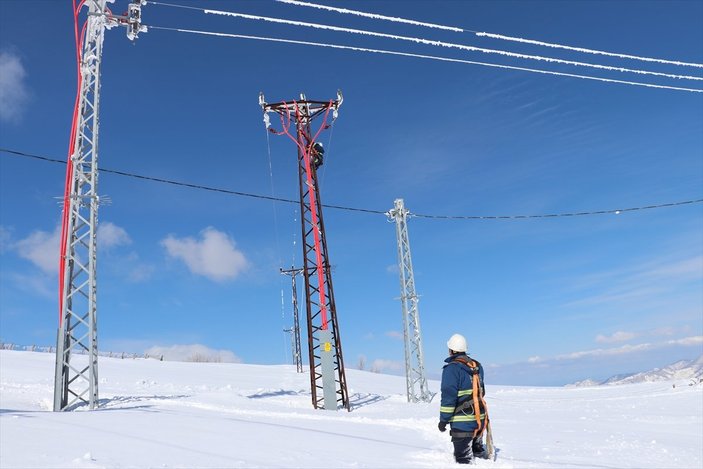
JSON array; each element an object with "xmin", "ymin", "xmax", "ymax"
[
  {"xmin": 147, "ymin": 25, "xmax": 703, "ymax": 93},
  {"xmin": 277, "ymin": 0, "xmax": 703, "ymax": 69},
  {"xmin": 276, "ymin": 0, "xmax": 463, "ymax": 32},
  {"xmin": 191, "ymin": 7, "xmax": 703, "ymax": 81},
  {"xmin": 473, "ymin": 33, "xmax": 703, "ymax": 69}
]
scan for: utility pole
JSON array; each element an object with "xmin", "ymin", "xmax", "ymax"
[
  {"xmin": 54, "ymin": 0, "xmax": 146, "ymax": 412},
  {"xmin": 281, "ymin": 267, "xmax": 304, "ymax": 373},
  {"xmin": 261, "ymin": 92, "xmax": 349, "ymax": 411},
  {"xmin": 282, "ymin": 327, "xmax": 296, "ymax": 366},
  {"xmin": 387, "ymin": 199, "xmax": 431, "ymax": 403}
]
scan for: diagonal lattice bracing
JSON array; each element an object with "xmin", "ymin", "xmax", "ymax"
[
  {"xmin": 54, "ymin": 0, "xmax": 146, "ymax": 412},
  {"xmin": 53, "ymin": 0, "xmax": 109, "ymax": 412},
  {"xmin": 387, "ymin": 199, "xmax": 431, "ymax": 403}
]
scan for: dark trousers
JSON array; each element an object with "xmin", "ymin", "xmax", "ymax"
[{"xmin": 451, "ymin": 435, "xmax": 474, "ymax": 464}]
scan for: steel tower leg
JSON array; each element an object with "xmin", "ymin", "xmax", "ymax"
[
  {"xmin": 387, "ymin": 199, "xmax": 431, "ymax": 403},
  {"xmin": 262, "ymin": 92, "xmax": 349, "ymax": 411}
]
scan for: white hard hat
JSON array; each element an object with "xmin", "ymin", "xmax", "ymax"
[{"xmin": 447, "ymin": 333, "xmax": 467, "ymax": 352}]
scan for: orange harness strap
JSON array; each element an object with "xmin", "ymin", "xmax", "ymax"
[
  {"xmin": 455, "ymin": 357, "xmax": 488, "ymax": 438},
  {"xmin": 468, "ymin": 360, "xmax": 484, "ymax": 437}
]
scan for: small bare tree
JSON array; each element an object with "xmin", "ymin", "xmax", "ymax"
[{"xmin": 188, "ymin": 353, "xmax": 222, "ymax": 363}]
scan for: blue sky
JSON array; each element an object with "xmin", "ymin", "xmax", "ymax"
[{"xmin": 0, "ymin": 0, "xmax": 701, "ymax": 386}]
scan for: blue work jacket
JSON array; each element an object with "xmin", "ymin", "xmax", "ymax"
[{"xmin": 439, "ymin": 353, "xmax": 485, "ymax": 432}]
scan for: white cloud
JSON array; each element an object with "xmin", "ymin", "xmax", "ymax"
[
  {"xmin": 650, "ymin": 325, "xmax": 692, "ymax": 337},
  {"xmin": 564, "ymin": 253, "xmax": 703, "ymax": 308},
  {"xmin": 558, "ymin": 343, "xmax": 653, "ymax": 360},
  {"xmin": 595, "ymin": 331, "xmax": 637, "ymax": 344},
  {"xmin": 513, "ymin": 335, "xmax": 703, "ymax": 369},
  {"xmin": 7, "ymin": 272, "xmax": 54, "ymax": 299},
  {"xmin": 651, "ymin": 326, "xmax": 676, "ymax": 337},
  {"xmin": 668, "ymin": 336, "xmax": 703, "ymax": 347},
  {"xmin": 641, "ymin": 256, "xmax": 703, "ymax": 281},
  {"xmin": 386, "ymin": 264, "xmax": 399, "ymax": 275},
  {"xmin": 128, "ymin": 263, "xmax": 155, "ymax": 282},
  {"xmin": 14, "ymin": 225, "xmax": 60, "ymax": 274},
  {"xmin": 0, "ymin": 225, "xmax": 12, "ymax": 253},
  {"xmin": 144, "ymin": 344, "xmax": 242, "ymax": 363},
  {"xmin": 556, "ymin": 335, "xmax": 703, "ymax": 361},
  {"xmin": 490, "ymin": 336, "xmax": 703, "ymax": 385},
  {"xmin": 107, "ymin": 251, "xmax": 153, "ymax": 283},
  {"xmin": 385, "ymin": 330, "xmax": 404, "ymax": 340},
  {"xmin": 0, "ymin": 51, "xmax": 29, "ymax": 122},
  {"xmin": 161, "ymin": 227, "xmax": 249, "ymax": 282},
  {"xmin": 9, "ymin": 223, "xmax": 132, "ymax": 275},
  {"xmin": 98, "ymin": 222, "xmax": 131, "ymax": 248}
]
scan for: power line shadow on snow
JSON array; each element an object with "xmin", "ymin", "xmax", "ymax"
[
  {"xmin": 54, "ymin": 418, "xmax": 259, "ymax": 466},
  {"xmin": 222, "ymin": 415, "xmax": 436, "ymax": 451}
]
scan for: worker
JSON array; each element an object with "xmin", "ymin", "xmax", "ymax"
[
  {"xmin": 311, "ymin": 141, "xmax": 324, "ymax": 169},
  {"xmin": 438, "ymin": 333, "xmax": 489, "ymax": 464}
]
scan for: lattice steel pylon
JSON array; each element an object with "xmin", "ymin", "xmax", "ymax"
[
  {"xmin": 261, "ymin": 92, "xmax": 350, "ymax": 411},
  {"xmin": 281, "ymin": 267, "xmax": 304, "ymax": 373},
  {"xmin": 387, "ymin": 199, "xmax": 431, "ymax": 403},
  {"xmin": 54, "ymin": 0, "xmax": 146, "ymax": 412}
]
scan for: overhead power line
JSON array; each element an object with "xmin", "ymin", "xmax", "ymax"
[
  {"xmin": 147, "ymin": 25, "xmax": 703, "ymax": 93},
  {"xmin": 149, "ymin": 1, "xmax": 702, "ymax": 82},
  {"xmin": 277, "ymin": 0, "xmax": 703, "ymax": 69},
  {"xmin": 3, "ymin": 147, "xmax": 701, "ymax": 220},
  {"xmin": 276, "ymin": 0, "xmax": 464, "ymax": 33},
  {"xmin": 473, "ymin": 33, "xmax": 703, "ymax": 69},
  {"xmin": 0, "ymin": 148, "xmax": 382, "ymax": 215},
  {"xmin": 412, "ymin": 199, "xmax": 703, "ymax": 220}
]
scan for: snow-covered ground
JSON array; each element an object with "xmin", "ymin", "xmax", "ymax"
[{"xmin": 1, "ymin": 350, "xmax": 701, "ymax": 468}]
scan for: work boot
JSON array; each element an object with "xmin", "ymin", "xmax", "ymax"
[{"xmin": 472, "ymin": 438, "xmax": 489, "ymax": 459}]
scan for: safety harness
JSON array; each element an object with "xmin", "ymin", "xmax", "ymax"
[{"xmin": 450, "ymin": 356, "xmax": 489, "ymax": 438}]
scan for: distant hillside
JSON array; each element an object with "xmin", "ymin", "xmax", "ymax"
[{"xmin": 568, "ymin": 355, "xmax": 703, "ymax": 387}]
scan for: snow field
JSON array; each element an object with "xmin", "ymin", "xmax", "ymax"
[{"xmin": 1, "ymin": 350, "xmax": 701, "ymax": 468}]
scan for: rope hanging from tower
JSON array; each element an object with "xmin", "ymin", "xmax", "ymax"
[{"xmin": 261, "ymin": 93, "xmax": 341, "ymax": 331}]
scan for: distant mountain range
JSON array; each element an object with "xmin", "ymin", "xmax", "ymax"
[{"xmin": 568, "ymin": 355, "xmax": 703, "ymax": 387}]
